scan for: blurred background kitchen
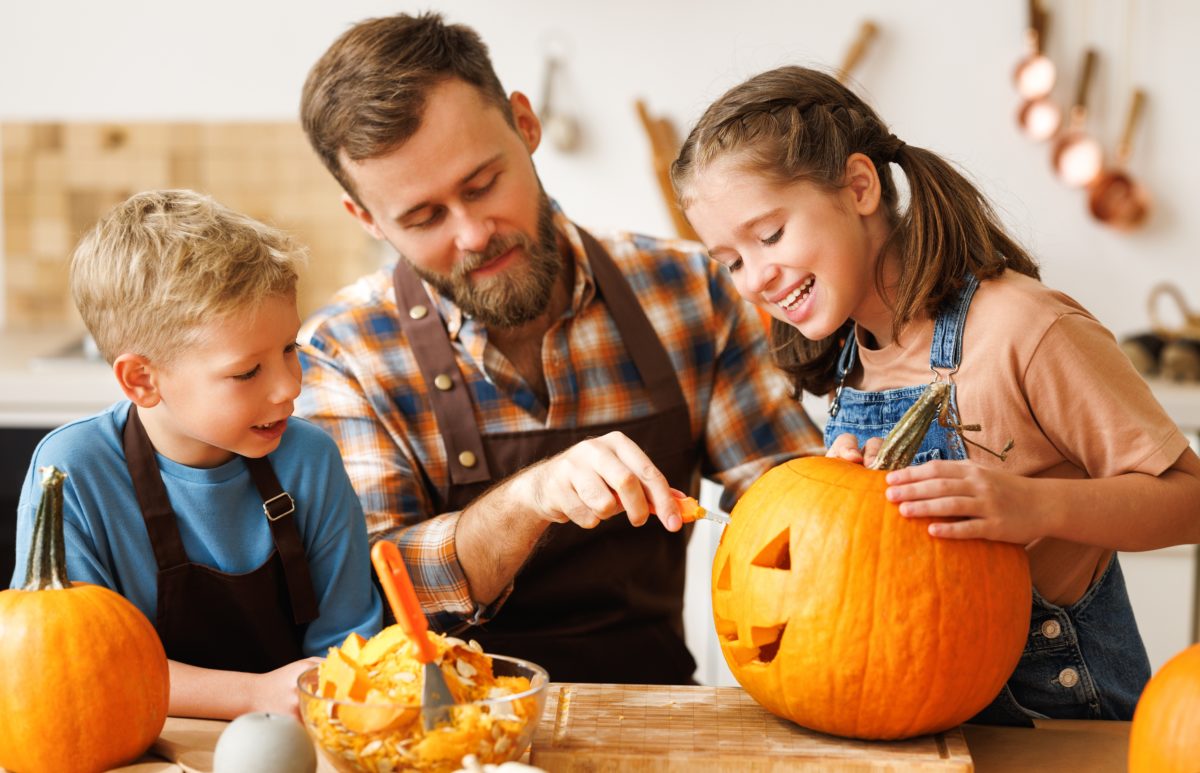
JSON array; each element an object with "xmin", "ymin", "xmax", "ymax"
[{"xmin": 2, "ymin": 0, "xmax": 1197, "ymax": 686}]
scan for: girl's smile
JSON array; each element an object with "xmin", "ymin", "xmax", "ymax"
[{"xmin": 684, "ymin": 154, "xmax": 895, "ymax": 345}]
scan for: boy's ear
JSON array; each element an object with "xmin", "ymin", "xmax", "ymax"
[
  {"xmin": 844, "ymin": 152, "xmax": 883, "ymax": 216},
  {"xmin": 341, "ymin": 193, "xmax": 386, "ymax": 240},
  {"xmin": 112, "ymin": 353, "xmax": 161, "ymax": 408}
]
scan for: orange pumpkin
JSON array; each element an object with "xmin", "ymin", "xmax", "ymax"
[
  {"xmin": 712, "ymin": 382, "xmax": 1032, "ymax": 740},
  {"xmin": 0, "ymin": 467, "xmax": 170, "ymax": 773},
  {"xmin": 1128, "ymin": 642, "xmax": 1200, "ymax": 772}
]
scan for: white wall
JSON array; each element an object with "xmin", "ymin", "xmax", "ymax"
[
  {"xmin": 4, "ymin": 0, "xmax": 1197, "ymax": 679},
  {"xmin": 4, "ymin": 1, "xmax": 1199, "ymax": 338}
]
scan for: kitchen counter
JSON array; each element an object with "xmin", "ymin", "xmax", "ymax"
[
  {"xmin": 0, "ymin": 327, "xmax": 121, "ymax": 427},
  {"xmin": 87, "ymin": 713, "xmax": 1131, "ymax": 772}
]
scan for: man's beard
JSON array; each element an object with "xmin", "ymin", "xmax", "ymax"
[{"xmin": 404, "ymin": 194, "xmax": 562, "ymax": 328}]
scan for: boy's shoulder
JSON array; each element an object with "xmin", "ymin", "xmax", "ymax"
[{"xmin": 33, "ymin": 401, "xmax": 130, "ymax": 468}]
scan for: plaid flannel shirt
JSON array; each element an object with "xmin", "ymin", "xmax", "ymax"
[{"xmin": 297, "ymin": 205, "xmax": 823, "ymax": 632}]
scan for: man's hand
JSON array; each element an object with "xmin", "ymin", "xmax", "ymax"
[{"xmin": 518, "ymin": 431, "xmax": 683, "ymax": 531}]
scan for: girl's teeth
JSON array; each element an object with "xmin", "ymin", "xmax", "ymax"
[{"xmin": 777, "ymin": 277, "xmax": 815, "ymax": 311}]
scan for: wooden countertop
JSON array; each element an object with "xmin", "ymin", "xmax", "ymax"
[{"xmin": 92, "ymin": 712, "xmax": 1130, "ymax": 772}]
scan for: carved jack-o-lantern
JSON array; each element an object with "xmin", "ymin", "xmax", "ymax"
[{"xmin": 712, "ymin": 384, "xmax": 1032, "ymax": 740}]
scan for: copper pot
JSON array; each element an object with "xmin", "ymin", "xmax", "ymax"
[
  {"xmin": 1050, "ymin": 49, "xmax": 1103, "ymax": 187},
  {"xmin": 1013, "ymin": 0, "xmax": 1055, "ymax": 98},
  {"xmin": 1015, "ymin": 0, "xmax": 1061, "ymax": 140},
  {"xmin": 1088, "ymin": 89, "xmax": 1151, "ymax": 230}
]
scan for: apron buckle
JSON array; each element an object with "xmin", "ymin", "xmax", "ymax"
[{"xmin": 262, "ymin": 492, "xmax": 296, "ymax": 521}]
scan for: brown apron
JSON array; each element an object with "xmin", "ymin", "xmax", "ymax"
[
  {"xmin": 123, "ymin": 405, "xmax": 319, "ymax": 673},
  {"xmin": 394, "ymin": 228, "xmax": 701, "ymax": 684}
]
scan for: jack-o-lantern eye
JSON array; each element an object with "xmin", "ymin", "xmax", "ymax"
[{"xmin": 751, "ymin": 527, "xmax": 791, "ymax": 570}]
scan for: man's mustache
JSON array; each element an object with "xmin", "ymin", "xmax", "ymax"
[{"xmin": 457, "ymin": 233, "xmax": 531, "ymax": 276}]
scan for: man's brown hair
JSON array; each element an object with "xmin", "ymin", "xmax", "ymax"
[{"xmin": 300, "ymin": 12, "xmax": 513, "ymax": 204}]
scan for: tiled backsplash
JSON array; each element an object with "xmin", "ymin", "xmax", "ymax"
[{"xmin": 1, "ymin": 122, "xmax": 380, "ymax": 327}]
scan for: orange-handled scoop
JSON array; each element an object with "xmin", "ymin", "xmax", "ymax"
[
  {"xmin": 370, "ymin": 541, "xmax": 454, "ymax": 729},
  {"xmin": 666, "ymin": 489, "xmax": 730, "ymax": 526}
]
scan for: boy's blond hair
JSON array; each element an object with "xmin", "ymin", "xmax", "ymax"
[{"xmin": 70, "ymin": 190, "xmax": 306, "ymax": 365}]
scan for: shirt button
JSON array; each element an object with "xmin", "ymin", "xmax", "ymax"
[
  {"xmin": 458, "ymin": 451, "xmax": 477, "ymax": 468},
  {"xmin": 434, "ymin": 374, "xmax": 453, "ymax": 391},
  {"xmin": 1041, "ymin": 619, "xmax": 1062, "ymax": 639},
  {"xmin": 1058, "ymin": 667, "xmax": 1080, "ymax": 688},
  {"xmin": 409, "ymin": 305, "xmax": 429, "ymax": 320}
]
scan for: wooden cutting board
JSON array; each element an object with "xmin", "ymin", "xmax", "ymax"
[{"xmin": 528, "ymin": 683, "xmax": 973, "ymax": 772}]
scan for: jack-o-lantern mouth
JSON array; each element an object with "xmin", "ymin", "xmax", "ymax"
[
  {"xmin": 751, "ymin": 527, "xmax": 791, "ymax": 570},
  {"xmin": 714, "ymin": 525, "xmax": 791, "ymax": 665}
]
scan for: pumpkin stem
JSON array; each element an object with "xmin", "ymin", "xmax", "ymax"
[
  {"xmin": 868, "ymin": 382, "xmax": 951, "ymax": 471},
  {"xmin": 23, "ymin": 466, "xmax": 70, "ymax": 591},
  {"xmin": 869, "ymin": 382, "xmax": 1013, "ymax": 471}
]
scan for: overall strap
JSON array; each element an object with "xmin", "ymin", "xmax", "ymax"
[
  {"xmin": 828, "ymin": 332, "xmax": 859, "ymax": 418},
  {"xmin": 929, "ymin": 274, "xmax": 981, "ymax": 373},
  {"xmin": 242, "ymin": 456, "xmax": 319, "ymax": 625}
]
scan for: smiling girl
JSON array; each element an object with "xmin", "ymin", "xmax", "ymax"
[{"xmin": 671, "ymin": 66, "xmax": 1200, "ymax": 724}]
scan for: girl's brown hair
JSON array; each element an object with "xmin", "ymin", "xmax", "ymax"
[{"xmin": 671, "ymin": 66, "xmax": 1039, "ymax": 397}]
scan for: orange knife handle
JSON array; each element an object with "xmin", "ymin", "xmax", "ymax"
[{"xmin": 370, "ymin": 541, "xmax": 439, "ymax": 664}]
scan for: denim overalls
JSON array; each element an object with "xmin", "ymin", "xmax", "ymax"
[{"xmin": 823, "ymin": 275, "xmax": 1151, "ymax": 725}]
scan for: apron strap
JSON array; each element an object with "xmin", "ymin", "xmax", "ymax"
[
  {"xmin": 577, "ymin": 228, "xmax": 689, "ymax": 416},
  {"xmin": 123, "ymin": 404, "xmax": 318, "ymax": 626},
  {"xmin": 392, "ymin": 260, "xmax": 494, "ymax": 487},
  {"xmin": 390, "ymin": 225, "xmax": 690, "ymax": 491},
  {"xmin": 242, "ymin": 456, "xmax": 319, "ymax": 625},
  {"xmin": 123, "ymin": 404, "xmax": 191, "ymax": 572}
]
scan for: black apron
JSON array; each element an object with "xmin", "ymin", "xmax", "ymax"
[
  {"xmin": 123, "ymin": 405, "xmax": 319, "ymax": 673},
  {"xmin": 393, "ymin": 228, "xmax": 701, "ymax": 684}
]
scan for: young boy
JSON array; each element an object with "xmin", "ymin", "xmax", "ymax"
[{"xmin": 9, "ymin": 189, "xmax": 382, "ymax": 719}]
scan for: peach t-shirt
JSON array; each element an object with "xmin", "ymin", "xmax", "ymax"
[{"xmin": 847, "ymin": 270, "xmax": 1189, "ymax": 605}]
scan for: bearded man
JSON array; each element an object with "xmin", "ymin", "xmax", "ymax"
[{"xmin": 296, "ymin": 11, "xmax": 822, "ymax": 684}]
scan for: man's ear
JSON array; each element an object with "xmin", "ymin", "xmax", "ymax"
[
  {"xmin": 341, "ymin": 193, "xmax": 386, "ymax": 240},
  {"xmin": 112, "ymin": 353, "xmax": 161, "ymax": 408},
  {"xmin": 509, "ymin": 91, "xmax": 542, "ymax": 154},
  {"xmin": 844, "ymin": 152, "xmax": 883, "ymax": 216}
]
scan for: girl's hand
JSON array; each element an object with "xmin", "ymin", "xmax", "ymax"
[
  {"xmin": 826, "ymin": 433, "xmax": 883, "ymax": 467},
  {"xmin": 884, "ymin": 460, "xmax": 1041, "ymax": 544}
]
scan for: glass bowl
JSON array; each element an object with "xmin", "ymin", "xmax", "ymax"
[{"xmin": 297, "ymin": 654, "xmax": 549, "ymax": 773}]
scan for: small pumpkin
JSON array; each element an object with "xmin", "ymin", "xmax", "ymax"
[
  {"xmin": 712, "ymin": 382, "xmax": 1032, "ymax": 739},
  {"xmin": 1128, "ymin": 642, "xmax": 1200, "ymax": 772},
  {"xmin": 0, "ymin": 467, "xmax": 170, "ymax": 773}
]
